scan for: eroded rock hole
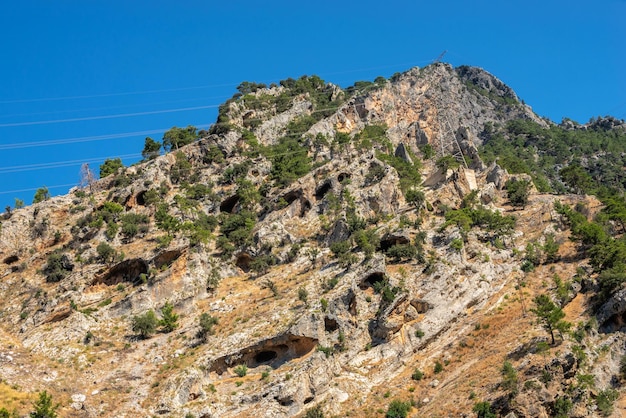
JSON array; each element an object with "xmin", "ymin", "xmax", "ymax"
[
  {"xmin": 254, "ymin": 350, "xmax": 278, "ymax": 364},
  {"xmin": 345, "ymin": 289, "xmax": 357, "ymax": 316},
  {"xmin": 300, "ymin": 199, "xmax": 312, "ymax": 217},
  {"xmin": 152, "ymin": 249, "xmax": 183, "ymax": 270},
  {"xmin": 281, "ymin": 189, "xmax": 302, "ymax": 206},
  {"xmin": 220, "ymin": 194, "xmax": 240, "ymax": 214},
  {"xmin": 93, "ymin": 258, "xmax": 149, "ymax": 286},
  {"xmin": 601, "ymin": 312, "xmax": 626, "ymax": 333},
  {"xmin": 337, "ymin": 172, "xmax": 351, "ymax": 183},
  {"xmin": 277, "ymin": 398, "xmax": 294, "ymax": 407},
  {"xmin": 360, "ymin": 272, "xmax": 386, "ymax": 290},
  {"xmin": 303, "ymin": 396, "xmax": 314, "ymax": 404},
  {"xmin": 136, "ymin": 190, "xmax": 147, "ymax": 206},
  {"xmin": 235, "ymin": 252, "xmax": 253, "ymax": 272},
  {"xmin": 410, "ymin": 299, "xmax": 432, "ymax": 314},
  {"xmin": 379, "ymin": 235, "xmax": 410, "ymax": 252},
  {"xmin": 315, "ymin": 181, "xmax": 332, "ymax": 200},
  {"xmin": 3, "ymin": 255, "xmax": 18, "ymax": 265},
  {"xmin": 209, "ymin": 335, "xmax": 318, "ymax": 375},
  {"xmin": 324, "ymin": 317, "xmax": 339, "ymax": 332}
]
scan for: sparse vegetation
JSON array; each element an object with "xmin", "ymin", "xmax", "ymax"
[
  {"xmin": 131, "ymin": 310, "xmax": 159, "ymax": 339},
  {"xmin": 29, "ymin": 390, "xmax": 59, "ymax": 418},
  {"xmin": 385, "ymin": 399, "xmax": 411, "ymax": 418},
  {"xmin": 233, "ymin": 364, "xmax": 248, "ymax": 377},
  {"xmin": 197, "ymin": 313, "xmax": 218, "ymax": 342}
]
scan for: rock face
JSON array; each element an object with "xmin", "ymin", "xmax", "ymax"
[{"xmin": 0, "ymin": 63, "xmax": 621, "ymax": 418}]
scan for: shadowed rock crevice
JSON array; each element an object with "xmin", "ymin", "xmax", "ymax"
[
  {"xmin": 220, "ymin": 194, "xmax": 240, "ymax": 214},
  {"xmin": 359, "ymin": 271, "xmax": 386, "ymax": 290},
  {"xmin": 136, "ymin": 190, "xmax": 147, "ymax": 206},
  {"xmin": 235, "ymin": 252, "xmax": 253, "ymax": 272},
  {"xmin": 337, "ymin": 172, "xmax": 351, "ymax": 183},
  {"xmin": 93, "ymin": 258, "xmax": 149, "ymax": 286},
  {"xmin": 315, "ymin": 180, "xmax": 332, "ymax": 200},
  {"xmin": 324, "ymin": 317, "xmax": 339, "ymax": 332},
  {"xmin": 379, "ymin": 231, "xmax": 410, "ymax": 252},
  {"xmin": 281, "ymin": 189, "xmax": 302, "ymax": 206},
  {"xmin": 3, "ymin": 255, "xmax": 18, "ymax": 265},
  {"xmin": 152, "ymin": 249, "xmax": 184, "ymax": 270},
  {"xmin": 208, "ymin": 334, "xmax": 318, "ymax": 375}
]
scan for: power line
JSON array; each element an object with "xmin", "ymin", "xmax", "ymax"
[
  {"xmin": 0, "ymin": 95, "xmax": 231, "ymax": 120},
  {"xmin": 0, "ymin": 59, "xmax": 433, "ymax": 105},
  {"xmin": 0, "ymin": 105, "xmax": 220, "ymax": 128},
  {"xmin": 0, "ymin": 87, "xmax": 390, "ymax": 173},
  {"xmin": 0, "ymin": 153, "xmax": 142, "ymax": 174},
  {"xmin": 0, "ymin": 83, "xmax": 237, "ymax": 105},
  {"xmin": 0, "ymin": 183, "xmax": 78, "ymax": 196},
  {"xmin": 0, "ymin": 124, "xmax": 212, "ymax": 150}
]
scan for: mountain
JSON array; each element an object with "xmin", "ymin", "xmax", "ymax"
[{"xmin": 1, "ymin": 63, "xmax": 626, "ymax": 418}]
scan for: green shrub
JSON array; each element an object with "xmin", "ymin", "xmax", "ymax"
[
  {"xmin": 472, "ymin": 401, "xmax": 496, "ymax": 418},
  {"xmin": 159, "ymin": 302, "xmax": 179, "ymax": 333},
  {"xmin": 411, "ymin": 368, "xmax": 424, "ymax": 381},
  {"xmin": 170, "ymin": 152, "xmax": 193, "ymax": 184},
  {"xmin": 553, "ymin": 396, "xmax": 573, "ymax": 418},
  {"xmin": 29, "ymin": 391, "xmax": 59, "ymax": 418},
  {"xmin": 141, "ymin": 136, "xmax": 161, "ymax": 161},
  {"xmin": 197, "ymin": 313, "xmax": 218, "ymax": 341},
  {"xmin": 505, "ymin": 178, "xmax": 531, "ymax": 208},
  {"xmin": 434, "ymin": 361, "xmax": 443, "ymax": 374},
  {"xmin": 267, "ymin": 135, "xmax": 311, "ymax": 186},
  {"xmin": 385, "ymin": 399, "xmax": 411, "ymax": 418},
  {"xmin": 597, "ymin": 388, "xmax": 619, "ymax": 416},
  {"xmin": 304, "ymin": 405, "xmax": 325, "ymax": 418},
  {"xmin": 330, "ymin": 240, "xmax": 351, "ymax": 257},
  {"xmin": 32, "ymin": 186, "xmax": 50, "ymax": 204},
  {"xmin": 120, "ymin": 213, "xmax": 149, "ymax": 239},
  {"xmin": 43, "ymin": 251, "xmax": 74, "ymax": 282},
  {"xmin": 385, "ymin": 244, "xmax": 419, "ymax": 262},
  {"xmin": 317, "ymin": 345, "xmax": 334, "ymax": 358},
  {"xmin": 234, "ymin": 364, "xmax": 248, "ymax": 377},
  {"xmin": 501, "ymin": 361, "xmax": 518, "ymax": 395},
  {"xmin": 450, "ymin": 238, "xmax": 464, "ymax": 251},
  {"xmin": 298, "ymin": 287, "xmax": 309, "ymax": 305},
  {"xmin": 0, "ymin": 407, "xmax": 18, "ymax": 418}
]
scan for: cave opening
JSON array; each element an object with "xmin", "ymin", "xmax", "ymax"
[
  {"xmin": 136, "ymin": 190, "xmax": 147, "ymax": 206},
  {"xmin": 220, "ymin": 194, "xmax": 240, "ymax": 214},
  {"xmin": 315, "ymin": 181, "xmax": 332, "ymax": 200},
  {"xmin": 360, "ymin": 272, "xmax": 386, "ymax": 290},
  {"xmin": 254, "ymin": 350, "xmax": 278, "ymax": 364},
  {"xmin": 324, "ymin": 317, "xmax": 339, "ymax": 332}
]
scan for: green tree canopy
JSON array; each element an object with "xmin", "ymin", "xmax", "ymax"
[
  {"xmin": 505, "ymin": 178, "xmax": 531, "ymax": 208},
  {"xmin": 30, "ymin": 390, "xmax": 59, "ymax": 418},
  {"xmin": 131, "ymin": 310, "xmax": 158, "ymax": 339},
  {"xmin": 142, "ymin": 136, "xmax": 162, "ymax": 161},
  {"xmin": 32, "ymin": 186, "xmax": 50, "ymax": 204},
  {"xmin": 159, "ymin": 302, "xmax": 179, "ymax": 333},
  {"xmin": 162, "ymin": 125, "xmax": 198, "ymax": 151},
  {"xmin": 530, "ymin": 294, "xmax": 570, "ymax": 345},
  {"xmin": 99, "ymin": 158, "xmax": 124, "ymax": 178}
]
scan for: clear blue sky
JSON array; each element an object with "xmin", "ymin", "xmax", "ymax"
[{"xmin": 1, "ymin": 0, "xmax": 624, "ymax": 210}]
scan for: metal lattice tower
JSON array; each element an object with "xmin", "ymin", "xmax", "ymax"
[{"xmin": 434, "ymin": 113, "xmax": 468, "ymax": 169}]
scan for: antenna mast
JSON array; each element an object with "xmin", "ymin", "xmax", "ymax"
[{"xmin": 433, "ymin": 50, "xmax": 447, "ymax": 64}]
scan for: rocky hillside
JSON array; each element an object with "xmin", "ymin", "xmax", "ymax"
[{"xmin": 1, "ymin": 63, "xmax": 626, "ymax": 418}]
